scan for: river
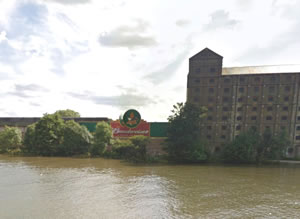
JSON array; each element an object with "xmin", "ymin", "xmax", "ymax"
[{"xmin": 0, "ymin": 155, "xmax": 299, "ymax": 218}]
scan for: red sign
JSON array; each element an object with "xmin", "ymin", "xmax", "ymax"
[{"xmin": 111, "ymin": 120, "xmax": 150, "ymax": 137}]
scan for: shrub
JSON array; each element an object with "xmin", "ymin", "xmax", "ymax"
[
  {"xmin": 23, "ymin": 123, "xmax": 37, "ymax": 154},
  {"xmin": 91, "ymin": 121, "xmax": 113, "ymax": 156},
  {"xmin": 62, "ymin": 120, "xmax": 93, "ymax": 156},
  {"xmin": 0, "ymin": 126, "xmax": 22, "ymax": 153}
]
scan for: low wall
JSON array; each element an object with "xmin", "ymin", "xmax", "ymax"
[{"xmin": 146, "ymin": 138, "xmax": 166, "ymax": 156}]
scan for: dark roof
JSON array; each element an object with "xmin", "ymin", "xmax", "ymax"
[
  {"xmin": 222, "ymin": 64, "xmax": 300, "ymax": 75},
  {"xmin": 190, "ymin": 48, "xmax": 223, "ymax": 60},
  {"xmin": 0, "ymin": 117, "xmax": 109, "ymax": 126}
]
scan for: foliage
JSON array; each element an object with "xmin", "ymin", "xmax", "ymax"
[
  {"xmin": 62, "ymin": 120, "xmax": 93, "ymax": 156},
  {"xmin": 54, "ymin": 109, "xmax": 80, "ymax": 118},
  {"xmin": 108, "ymin": 136, "xmax": 150, "ymax": 162},
  {"xmin": 165, "ymin": 102, "xmax": 209, "ymax": 163},
  {"xmin": 30, "ymin": 114, "xmax": 65, "ymax": 156},
  {"xmin": 222, "ymin": 128, "xmax": 290, "ymax": 164},
  {"xmin": 23, "ymin": 123, "xmax": 37, "ymax": 154},
  {"xmin": 90, "ymin": 121, "xmax": 113, "ymax": 156},
  {"xmin": 0, "ymin": 126, "xmax": 22, "ymax": 153}
]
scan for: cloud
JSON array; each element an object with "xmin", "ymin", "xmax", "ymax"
[
  {"xmin": 43, "ymin": 0, "xmax": 91, "ymax": 4},
  {"xmin": 144, "ymin": 37, "xmax": 193, "ymax": 84},
  {"xmin": 5, "ymin": 83, "xmax": 48, "ymax": 98},
  {"xmin": 175, "ymin": 19, "xmax": 190, "ymax": 27},
  {"xmin": 99, "ymin": 19, "xmax": 157, "ymax": 49},
  {"xmin": 0, "ymin": 30, "xmax": 6, "ymax": 42},
  {"xmin": 68, "ymin": 90, "xmax": 156, "ymax": 109},
  {"xmin": 204, "ymin": 10, "xmax": 239, "ymax": 31}
]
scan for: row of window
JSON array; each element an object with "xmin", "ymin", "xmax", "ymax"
[
  {"xmin": 196, "ymin": 86, "xmax": 292, "ymax": 93},
  {"xmin": 207, "ymin": 106, "xmax": 290, "ymax": 112},
  {"xmin": 194, "ymin": 96, "xmax": 291, "ymax": 103},
  {"xmin": 207, "ymin": 115, "xmax": 289, "ymax": 121},
  {"xmin": 194, "ymin": 75, "xmax": 293, "ymax": 84}
]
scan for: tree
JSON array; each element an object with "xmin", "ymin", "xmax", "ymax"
[
  {"xmin": 23, "ymin": 123, "xmax": 37, "ymax": 153},
  {"xmin": 91, "ymin": 121, "xmax": 113, "ymax": 156},
  {"xmin": 0, "ymin": 126, "xmax": 22, "ymax": 153},
  {"xmin": 54, "ymin": 109, "xmax": 80, "ymax": 118},
  {"xmin": 222, "ymin": 129, "xmax": 259, "ymax": 164},
  {"xmin": 165, "ymin": 102, "xmax": 209, "ymax": 163},
  {"xmin": 33, "ymin": 114, "xmax": 65, "ymax": 156},
  {"xmin": 62, "ymin": 120, "xmax": 93, "ymax": 156}
]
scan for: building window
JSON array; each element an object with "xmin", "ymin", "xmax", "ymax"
[
  {"xmin": 223, "ymin": 107, "xmax": 229, "ymax": 112},
  {"xmin": 254, "ymin": 77, "xmax": 260, "ymax": 82},
  {"xmin": 285, "ymin": 86, "xmax": 291, "ymax": 92},
  {"xmin": 222, "ymin": 116, "xmax": 228, "ymax": 121},
  {"xmin": 207, "ymin": 126, "xmax": 212, "ymax": 130},
  {"xmin": 208, "ymin": 107, "xmax": 214, "ymax": 112},
  {"xmin": 251, "ymin": 116, "xmax": 257, "ymax": 121},
  {"xmin": 223, "ymin": 97, "xmax": 229, "ymax": 102},
  {"xmin": 297, "ymin": 116, "xmax": 300, "ymax": 121},
  {"xmin": 239, "ymin": 87, "xmax": 244, "ymax": 93},
  {"xmin": 196, "ymin": 68, "xmax": 201, "ymax": 73},
  {"xmin": 222, "ymin": 125, "xmax": 227, "ymax": 130},
  {"xmin": 296, "ymin": 136, "xmax": 300, "ymax": 140},
  {"xmin": 195, "ymin": 79, "xmax": 200, "ymax": 83},
  {"xmin": 297, "ymin": 126, "xmax": 300, "ymax": 131},
  {"xmin": 281, "ymin": 116, "xmax": 287, "ymax": 121},
  {"xmin": 210, "ymin": 67, "xmax": 216, "ymax": 73},
  {"xmin": 269, "ymin": 86, "xmax": 275, "ymax": 93},
  {"xmin": 254, "ymin": 86, "xmax": 259, "ymax": 93},
  {"xmin": 209, "ymin": 78, "xmax": 215, "ymax": 83},
  {"xmin": 237, "ymin": 116, "xmax": 242, "ymax": 121},
  {"xmin": 236, "ymin": 125, "xmax": 241, "ymax": 130},
  {"xmin": 252, "ymin": 107, "xmax": 257, "ymax": 111},
  {"xmin": 267, "ymin": 106, "xmax": 273, "ymax": 111},
  {"xmin": 207, "ymin": 116, "xmax": 213, "ymax": 121},
  {"xmin": 270, "ymin": 76, "xmax": 276, "ymax": 82},
  {"xmin": 253, "ymin": 96, "xmax": 258, "ymax": 102},
  {"xmin": 221, "ymin": 135, "xmax": 226, "ymax": 139},
  {"xmin": 268, "ymin": 96, "xmax": 274, "ymax": 102},
  {"xmin": 287, "ymin": 147, "xmax": 294, "ymax": 154},
  {"xmin": 208, "ymin": 97, "xmax": 214, "ymax": 103},
  {"xmin": 240, "ymin": 77, "xmax": 246, "ymax": 83},
  {"xmin": 193, "ymin": 97, "xmax": 199, "ymax": 102},
  {"xmin": 237, "ymin": 107, "xmax": 243, "ymax": 112},
  {"xmin": 238, "ymin": 97, "xmax": 243, "ymax": 102},
  {"xmin": 283, "ymin": 106, "xmax": 288, "ymax": 111},
  {"xmin": 298, "ymin": 107, "xmax": 300, "ymax": 111},
  {"xmin": 224, "ymin": 78, "xmax": 230, "ymax": 83},
  {"xmin": 208, "ymin": 88, "xmax": 214, "ymax": 93},
  {"xmin": 266, "ymin": 116, "xmax": 272, "ymax": 121},
  {"xmin": 224, "ymin": 88, "xmax": 230, "ymax": 93},
  {"xmin": 207, "ymin": 135, "xmax": 212, "ymax": 139},
  {"xmin": 284, "ymin": 96, "xmax": 289, "ymax": 102},
  {"xmin": 195, "ymin": 88, "xmax": 200, "ymax": 92}
]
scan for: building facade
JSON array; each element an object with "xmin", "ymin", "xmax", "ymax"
[{"xmin": 187, "ymin": 48, "xmax": 300, "ymax": 158}]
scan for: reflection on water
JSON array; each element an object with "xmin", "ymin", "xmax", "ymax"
[{"xmin": 0, "ymin": 155, "xmax": 300, "ymax": 218}]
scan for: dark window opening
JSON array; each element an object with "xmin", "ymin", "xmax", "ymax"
[
  {"xmin": 210, "ymin": 67, "xmax": 216, "ymax": 73},
  {"xmin": 240, "ymin": 77, "xmax": 246, "ymax": 83},
  {"xmin": 284, "ymin": 96, "xmax": 289, "ymax": 102},
  {"xmin": 221, "ymin": 135, "xmax": 226, "ymax": 139},
  {"xmin": 238, "ymin": 97, "xmax": 243, "ymax": 102},
  {"xmin": 237, "ymin": 116, "xmax": 242, "ymax": 121},
  {"xmin": 207, "ymin": 135, "xmax": 212, "ymax": 139},
  {"xmin": 222, "ymin": 125, "xmax": 227, "ymax": 130},
  {"xmin": 270, "ymin": 76, "xmax": 276, "ymax": 82},
  {"xmin": 268, "ymin": 96, "xmax": 274, "ymax": 102},
  {"xmin": 195, "ymin": 79, "xmax": 200, "ymax": 83},
  {"xmin": 285, "ymin": 86, "xmax": 291, "ymax": 92},
  {"xmin": 254, "ymin": 77, "xmax": 260, "ymax": 82},
  {"xmin": 195, "ymin": 88, "xmax": 200, "ymax": 92},
  {"xmin": 222, "ymin": 116, "xmax": 228, "ymax": 121},
  {"xmin": 297, "ymin": 126, "xmax": 300, "ymax": 131},
  {"xmin": 281, "ymin": 116, "xmax": 287, "ymax": 121},
  {"xmin": 269, "ymin": 86, "xmax": 275, "ymax": 93},
  {"xmin": 296, "ymin": 136, "xmax": 300, "ymax": 140},
  {"xmin": 283, "ymin": 106, "xmax": 288, "ymax": 111},
  {"xmin": 287, "ymin": 147, "xmax": 294, "ymax": 154},
  {"xmin": 251, "ymin": 116, "xmax": 257, "ymax": 121},
  {"xmin": 208, "ymin": 88, "xmax": 214, "ymax": 93},
  {"xmin": 223, "ymin": 97, "xmax": 229, "ymax": 102},
  {"xmin": 209, "ymin": 78, "xmax": 215, "ymax": 83},
  {"xmin": 239, "ymin": 87, "xmax": 244, "ymax": 93},
  {"xmin": 208, "ymin": 116, "xmax": 213, "ymax": 121},
  {"xmin": 266, "ymin": 116, "xmax": 272, "ymax": 121},
  {"xmin": 224, "ymin": 78, "xmax": 230, "ymax": 83},
  {"xmin": 254, "ymin": 86, "xmax": 259, "ymax": 92},
  {"xmin": 208, "ymin": 97, "xmax": 214, "ymax": 102},
  {"xmin": 196, "ymin": 68, "xmax": 201, "ymax": 73},
  {"xmin": 236, "ymin": 125, "xmax": 241, "ymax": 130},
  {"xmin": 267, "ymin": 106, "xmax": 273, "ymax": 111},
  {"xmin": 207, "ymin": 126, "xmax": 212, "ymax": 130},
  {"xmin": 193, "ymin": 97, "xmax": 199, "ymax": 102},
  {"xmin": 215, "ymin": 147, "xmax": 220, "ymax": 152},
  {"xmin": 223, "ymin": 107, "xmax": 228, "ymax": 112},
  {"xmin": 224, "ymin": 88, "xmax": 230, "ymax": 93},
  {"xmin": 252, "ymin": 107, "xmax": 257, "ymax": 111},
  {"xmin": 237, "ymin": 107, "xmax": 243, "ymax": 112},
  {"xmin": 253, "ymin": 96, "xmax": 258, "ymax": 102},
  {"xmin": 297, "ymin": 116, "xmax": 300, "ymax": 121}
]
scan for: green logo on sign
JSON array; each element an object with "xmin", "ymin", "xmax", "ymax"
[{"xmin": 121, "ymin": 109, "xmax": 141, "ymax": 128}]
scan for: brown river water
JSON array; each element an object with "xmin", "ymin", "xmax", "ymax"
[{"xmin": 0, "ymin": 155, "xmax": 300, "ymax": 219}]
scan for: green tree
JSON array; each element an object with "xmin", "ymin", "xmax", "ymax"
[
  {"xmin": 91, "ymin": 121, "xmax": 112, "ymax": 156},
  {"xmin": 54, "ymin": 109, "xmax": 80, "ymax": 118},
  {"xmin": 222, "ymin": 129, "xmax": 259, "ymax": 164},
  {"xmin": 0, "ymin": 126, "xmax": 22, "ymax": 153},
  {"xmin": 165, "ymin": 102, "xmax": 209, "ymax": 163},
  {"xmin": 33, "ymin": 114, "xmax": 65, "ymax": 156},
  {"xmin": 23, "ymin": 123, "xmax": 37, "ymax": 154},
  {"xmin": 62, "ymin": 120, "xmax": 93, "ymax": 156}
]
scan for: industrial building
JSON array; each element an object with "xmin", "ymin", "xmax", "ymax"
[{"xmin": 187, "ymin": 48, "xmax": 300, "ymax": 158}]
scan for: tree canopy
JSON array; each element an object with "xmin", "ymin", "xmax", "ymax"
[
  {"xmin": 165, "ymin": 102, "xmax": 209, "ymax": 163},
  {"xmin": 54, "ymin": 109, "xmax": 80, "ymax": 118}
]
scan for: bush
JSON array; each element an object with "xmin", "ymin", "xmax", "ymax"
[
  {"xmin": 0, "ymin": 126, "xmax": 22, "ymax": 153},
  {"xmin": 62, "ymin": 120, "xmax": 93, "ymax": 156},
  {"xmin": 91, "ymin": 121, "xmax": 113, "ymax": 156},
  {"xmin": 23, "ymin": 123, "xmax": 37, "ymax": 154},
  {"xmin": 31, "ymin": 114, "xmax": 65, "ymax": 156},
  {"xmin": 165, "ymin": 102, "xmax": 209, "ymax": 163}
]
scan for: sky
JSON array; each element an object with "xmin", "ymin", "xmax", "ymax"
[{"xmin": 1, "ymin": 0, "xmax": 300, "ymax": 121}]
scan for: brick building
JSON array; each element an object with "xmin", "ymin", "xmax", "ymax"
[{"xmin": 187, "ymin": 48, "xmax": 300, "ymax": 158}]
